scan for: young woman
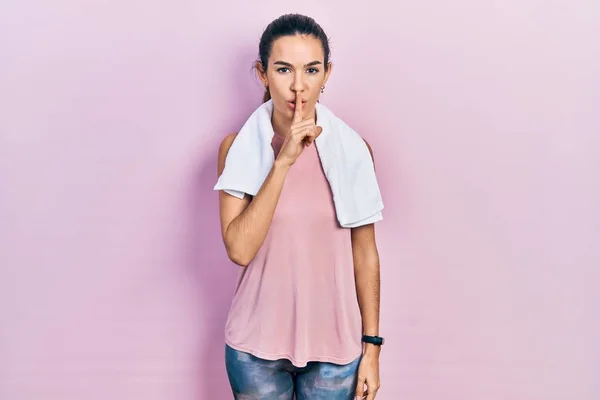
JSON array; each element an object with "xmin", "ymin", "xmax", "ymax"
[{"xmin": 216, "ymin": 14, "xmax": 383, "ymax": 400}]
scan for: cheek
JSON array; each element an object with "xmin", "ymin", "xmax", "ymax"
[
  {"xmin": 309, "ymin": 75, "xmax": 325, "ymax": 88},
  {"xmin": 269, "ymin": 78, "xmax": 290, "ymax": 95},
  {"xmin": 309, "ymin": 84, "xmax": 322, "ymax": 97}
]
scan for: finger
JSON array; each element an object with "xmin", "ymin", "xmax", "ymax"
[
  {"xmin": 291, "ymin": 125, "xmax": 320, "ymax": 142},
  {"xmin": 355, "ymin": 378, "xmax": 365, "ymax": 399},
  {"xmin": 291, "ymin": 119, "xmax": 316, "ymax": 130},
  {"xmin": 314, "ymin": 125, "xmax": 323, "ymax": 140},
  {"xmin": 292, "ymin": 126, "xmax": 316, "ymax": 140},
  {"xmin": 306, "ymin": 126, "xmax": 322, "ymax": 145},
  {"xmin": 366, "ymin": 379, "xmax": 379, "ymax": 400},
  {"xmin": 293, "ymin": 127, "xmax": 316, "ymax": 147},
  {"xmin": 293, "ymin": 94, "xmax": 303, "ymax": 123}
]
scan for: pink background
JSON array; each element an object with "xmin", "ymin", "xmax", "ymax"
[{"xmin": 1, "ymin": 1, "xmax": 599, "ymax": 399}]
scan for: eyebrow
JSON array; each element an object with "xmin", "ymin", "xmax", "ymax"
[{"xmin": 273, "ymin": 60, "xmax": 323, "ymax": 67}]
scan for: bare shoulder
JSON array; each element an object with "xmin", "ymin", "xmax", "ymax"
[
  {"xmin": 219, "ymin": 132, "xmax": 238, "ymax": 156},
  {"xmin": 362, "ymin": 138, "xmax": 375, "ymax": 163},
  {"xmin": 217, "ymin": 132, "xmax": 238, "ymax": 175}
]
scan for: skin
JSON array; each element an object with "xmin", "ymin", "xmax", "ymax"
[{"xmin": 217, "ymin": 34, "xmax": 381, "ymax": 399}]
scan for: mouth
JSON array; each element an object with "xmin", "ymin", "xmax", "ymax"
[{"xmin": 287, "ymin": 100, "xmax": 307, "ymax": 110}]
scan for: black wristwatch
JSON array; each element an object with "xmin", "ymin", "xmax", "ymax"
[{"xmin": 362, "ymin": 335, "xmax": 385, "ymax": 346}]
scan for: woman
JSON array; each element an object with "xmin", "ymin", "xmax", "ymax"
[{"xmin": 216, "ymin": 14, "xmax": 383, "ymax": 400}]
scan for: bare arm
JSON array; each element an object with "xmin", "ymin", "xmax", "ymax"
[
  {"xmin": 217, "ymin": 133, "xmax": 290, "ymax": 267},
  {"xmin": 217, "ymin": 97, "xmax": 320, "ymax": 267},
  {"xmin": 352, "ymin": 223, "xmax": 382, "ymax": 400},
  {"xmin": 353, "ymin": 139, "xmax": 381, "ymax": 354},
  {"xmin": 352, "ymin": 223, "xmax": 381, "ymax": 353}
]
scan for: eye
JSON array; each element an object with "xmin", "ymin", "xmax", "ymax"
[
  {"xmin": 277, "ymin": 67, "xmax": 290, "ymax": 73},
  {"xmin": 307, "ymin": 68, "xmax": 319, "ymax": 74}
]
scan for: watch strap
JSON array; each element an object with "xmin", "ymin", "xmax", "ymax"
[{"xmin": 361, "ymin": 335, "xmax": 384, "ymax": 346}]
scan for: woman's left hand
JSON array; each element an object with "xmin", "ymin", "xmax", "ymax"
[{"xmin": 354, "ymin": 347, "xmax": 381, "ymax": 399}]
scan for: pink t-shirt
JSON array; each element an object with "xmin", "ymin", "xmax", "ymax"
[{"xmin": 224, "ymin": 129, "xmax": 363, "ymax": 368}]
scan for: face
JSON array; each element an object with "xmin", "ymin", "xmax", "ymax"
[{"xmin": 258, "ymin": 34, "xmax": 332, "ymax": 120}]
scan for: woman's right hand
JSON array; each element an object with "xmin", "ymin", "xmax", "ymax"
[{"xmin": 275, "ymin": 95, "xmax": 323, "ymax": 167}]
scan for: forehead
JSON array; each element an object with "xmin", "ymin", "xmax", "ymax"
[{"xmin": 270, "ymin": 35, "xmax": 324, "ymax": 64}]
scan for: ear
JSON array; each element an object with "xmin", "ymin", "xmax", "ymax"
[
  {"xmin": 322, "ymin": 61, "xmax": 333, "ymax": 86},
  {"xmin": 255, "ymin": 60, "xmax": 268, "ymax": 87}
]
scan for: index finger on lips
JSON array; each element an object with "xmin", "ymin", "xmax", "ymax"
[{"xmin": 293, "ymin": 94, "xmax": 303, "ymax": 123}]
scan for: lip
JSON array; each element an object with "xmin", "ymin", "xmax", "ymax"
[{"xmin": 287, "ymin": 100, "xmax": 307, "ymax": 110}]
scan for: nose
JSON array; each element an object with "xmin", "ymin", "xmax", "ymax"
[{"xmin": 291, "ymin": 70, "xmax": 306, "ymax": 95}]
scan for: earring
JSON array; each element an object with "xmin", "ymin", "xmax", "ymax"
[{"xmin": 321, "ymin": 86, "xmax": 325, "ymax": 93}]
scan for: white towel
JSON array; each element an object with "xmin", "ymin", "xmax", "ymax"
[{"xmin": 213, "ymin": 99, "xmax": 384, "ymax": 228}]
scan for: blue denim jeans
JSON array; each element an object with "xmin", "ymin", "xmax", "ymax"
[{"xmin": 225, "ymin": 344, "xmax": 362, "ymax": 399}]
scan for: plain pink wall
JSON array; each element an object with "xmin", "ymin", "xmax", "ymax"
[{"xmin": 1, "ymin": 1, "xmax": 599, "ymax": 399}]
